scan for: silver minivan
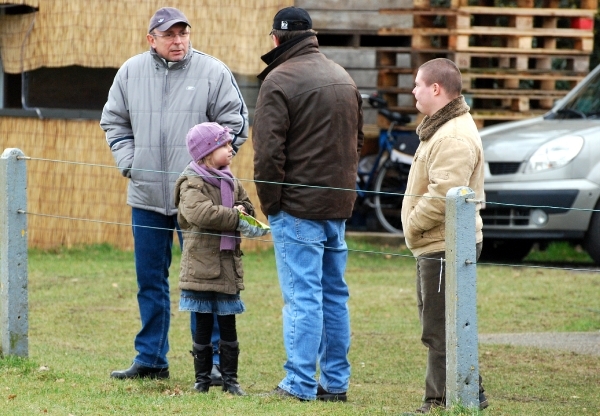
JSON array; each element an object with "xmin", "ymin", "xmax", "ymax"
[{"xmin": 480, "ymin": 63, "xmax": 600, "ymax": 264}]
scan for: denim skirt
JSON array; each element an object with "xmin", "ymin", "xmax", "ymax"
[{"xmin": 179, "ymin": 290, "xmax": 245, "ymax": 315}]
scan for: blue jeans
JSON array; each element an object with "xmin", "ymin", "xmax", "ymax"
[
  {"xmin": 131, "ymin": 208, "xmax": 180, "ymax": 368},
  {"xmin": 269, "ymin": 211, "xmax": 351, "ymax": 400}
]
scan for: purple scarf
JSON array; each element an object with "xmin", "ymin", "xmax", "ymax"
[{"xmin": 189, "ymin": 161, "xmax": 237, "ymax": 251}]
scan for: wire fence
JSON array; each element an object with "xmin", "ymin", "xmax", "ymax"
[{"xmin": 7, "ymin": 152, "xmax": 600, "ymax": 274}]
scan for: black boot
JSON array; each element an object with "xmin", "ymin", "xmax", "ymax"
[
  {"xmin": 219, "ymin": 340, "xmax": 246, "ymax": 396},
  {"xmin": 190, "ymin": 343, "xmax": 213, "ymax": 393}
]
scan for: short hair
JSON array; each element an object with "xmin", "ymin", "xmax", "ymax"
[
  {"xmin": 418, "ymin": 58, "xmax": 463, "ymax": 97},
  {"xmin": 271, "ymin": 28, "xmax": 317, "ymax": 44}
]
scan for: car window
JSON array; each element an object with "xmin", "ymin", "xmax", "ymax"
[{"xmin": 557, "ymin": 70, "xmax": 600, "ymax": 119}]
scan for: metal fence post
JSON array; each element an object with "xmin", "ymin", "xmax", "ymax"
[
  {"xmin": 445, "ymin": 186, "xmax": 479, "ymax": 409},
  {"xmin": 0, "ymin": 148, "xmax": 28, "ymax": 357}
]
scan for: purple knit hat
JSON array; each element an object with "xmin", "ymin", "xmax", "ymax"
[{"xmin": 186, "ymin": 122, "xmax": 232, "ymax": 162}]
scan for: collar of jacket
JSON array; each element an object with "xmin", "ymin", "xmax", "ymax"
[
  {"xmin": 416, "ymin": 95, "xmax": 470, "ymax": 142},
  {"xmin": 150, "ymin": 43, "xmax": 193, "ymax": 71},
  {"xmin": 258, "ymin": 34, "xmax": 317, "ymax": 80}
]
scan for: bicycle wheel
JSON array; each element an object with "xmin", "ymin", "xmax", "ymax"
[{"xmin": 373, "ymin": 158, "xmax": 409, "ymax": 234}]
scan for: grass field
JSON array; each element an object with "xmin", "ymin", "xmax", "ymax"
[{"xmin": 0, "ymin": 240, "xmax": 598, "ymax": 415}]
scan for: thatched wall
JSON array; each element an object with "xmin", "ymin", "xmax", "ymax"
[
  {"xmin": 0, "ymin": 118, "xmax": 268, "ymax": 251},
  {"xmin": 0, "ymin": 0, "xmax": 295, "ymax": 250},
  {"xmin": 0, "ymin": 0, "xmax": 290, "ymax": 75}
]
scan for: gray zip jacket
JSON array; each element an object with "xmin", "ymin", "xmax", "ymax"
[{"xmin": 100, "ymin": 45, "xmax": 248, "ymax": 215}]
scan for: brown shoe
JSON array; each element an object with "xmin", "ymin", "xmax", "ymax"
[{"xmin": 479, "ymin": 392, "xmax": 489, "ymax": 409}]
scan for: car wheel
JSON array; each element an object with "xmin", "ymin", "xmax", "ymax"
[
  {"xmin": 583, "ymin": 199, "xmax": 600, "ymax": 265},
  {"xmin": 479, "ymin": 239, "xmax": 534, "ymax": 263}
]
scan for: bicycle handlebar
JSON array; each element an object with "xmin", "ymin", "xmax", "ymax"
[
  {"xmin": 362, "ymin": 92, "xmax": 411, "ymax": 125},
  {"xmin": 378, "ymin": 108, "xmax": 411, "ymax": 125}
]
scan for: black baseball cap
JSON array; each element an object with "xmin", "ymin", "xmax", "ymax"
[{"xmin": 272, "ymin": 7, "xmax": 312, "ymax": 31}]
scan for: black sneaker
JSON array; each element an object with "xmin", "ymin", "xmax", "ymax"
[{"xmin": 316, "ymin": 384, "xmax": 347, "ymax": 402}]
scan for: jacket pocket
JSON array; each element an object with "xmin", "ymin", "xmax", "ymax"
[
  {"xmin": 422, "ymin": 225, "xmax": 445, "ymax": 240},
  {"xmin": 233, "ymin": 252, "xmax": 244, "ymax": 278},
  {"xmin": 184, "ymin": 247, "xmax": 220, "ymax": 279}
]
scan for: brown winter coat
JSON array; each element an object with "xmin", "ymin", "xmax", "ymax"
[
  {"xmin": 253, "ymin": 36, "xmax": 364, "ymax": 219},
  {"xmin": 174, "ymin": 166, "xmax": 255, "ymax": 294}
]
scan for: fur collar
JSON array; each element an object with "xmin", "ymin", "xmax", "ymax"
[{"xmin": 416, "ymin": 96, "xmax": 470, "ymax": 142}]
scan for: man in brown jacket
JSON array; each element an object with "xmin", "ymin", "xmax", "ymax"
[
  {"xmin": 401, "ymin": 58, "xmax": 488, "ymax": 414},
  {"xmin": 252, "ymin": 6, "xmax": 363, "ymax": 402}
]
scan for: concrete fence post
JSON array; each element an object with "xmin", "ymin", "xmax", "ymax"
[
  {"xmin": 445, "ymin": 186, "xmax": 479, "ymax": 409},
  {"xmin": 0, "ymin": 148, "xmax": 28, "ymax": 357}
]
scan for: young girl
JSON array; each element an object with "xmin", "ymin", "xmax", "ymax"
[{"xmin": 174, "ymin": 122, "xmax": 268, "ymax": 395}]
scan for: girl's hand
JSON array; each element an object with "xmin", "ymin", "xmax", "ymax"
[{"xmin": 236, "ymin": 205, "xmax": 247, "ymax": 214}]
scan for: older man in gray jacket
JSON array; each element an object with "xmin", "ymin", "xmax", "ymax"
[{"xmin": 100, "ymin": 7, "xmax": 248, "ymax": 380}]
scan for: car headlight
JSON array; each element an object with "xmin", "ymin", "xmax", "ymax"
[{"xmin": 524, "ymin": 135, "xmax": 584, "ymax": 173}]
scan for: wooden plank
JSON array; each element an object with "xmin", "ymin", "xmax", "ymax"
[
  {"xmin": 377, "ymin": 67, "xmax": 415, "ymax": 74},
  {"xmin": 453, "ymin": 45, "xmax": 592, "ymax": 55},
  {"xmin": 297, "ymin": 0, "xmax": 413, "ymax": 11},
  {"xmin": 580, "ymin": 0, "xmax": 598, "ymax": 8},
  {"xmin": 383, "ymin": 28, "xmax": 452, "ymax": 35},
  {"xmin": 471, "ymin": 109, "xmax": 546, "ymax": 120},
  {"xmin": 410, "ymin": 47, "xmax": 590, "ymax": 57},
  {"xmin": 379, "ymin": 79, "xmax": 575, "ymax": 99},
  {"xmin": 463, "ymin": 88, "xmax": 567, "ymax": 98},
  {"xmin": 309, "ymin": 10, "xmax": 412, "ymax": 31},
  {"xmin": 320, "ymin": 47, "xmax": 376, "ymax": 68},
  {"xmin": 456, "ymin": 27, "xmax": 594, "ymax": 37},
  {"xmin": 462, "ymin": 70, "xmax": 585, "ymax": 79},
  {"xmin": 457, "ymin": 6, "xmax": 596, "ymax": 18},
  {"xmin": 346, "ymin": 69, "xmax": 379, "ymax": 89},
  {"xmin": 380, "ymin": 7, "xmax": 458, "ymax": 15}
]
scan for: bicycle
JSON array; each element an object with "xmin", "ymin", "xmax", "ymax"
[{"xmin": 354, "ymin": 93, "xmax": 419, "ymax": 234}]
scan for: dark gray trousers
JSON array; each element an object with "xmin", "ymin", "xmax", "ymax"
[{"xmin": 416, "ymin": 242, "xmax": 483, "ymax": 405}]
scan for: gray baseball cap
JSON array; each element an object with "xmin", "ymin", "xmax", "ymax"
[{"xmin": 148, "ymin": 7, "xmax": 190, "ymax": 33}]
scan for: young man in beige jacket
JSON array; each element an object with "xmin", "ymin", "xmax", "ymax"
[{"xmin": 401, "ymin": 58, "xmax": 488, "ymax": 414}]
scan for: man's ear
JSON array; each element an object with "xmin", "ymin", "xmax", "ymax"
[{"xmin": 147, "ymin": 33, "xmax": 156, "ymax": 48}]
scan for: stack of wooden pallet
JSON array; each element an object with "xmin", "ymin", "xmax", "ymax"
[
  {"xmin": 378, "ymin": 0, "xmax": 597, "ymax": 127},
  {"xmin": 297, "ymin": 0, "xmax": 414, "ymax": 127}
]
